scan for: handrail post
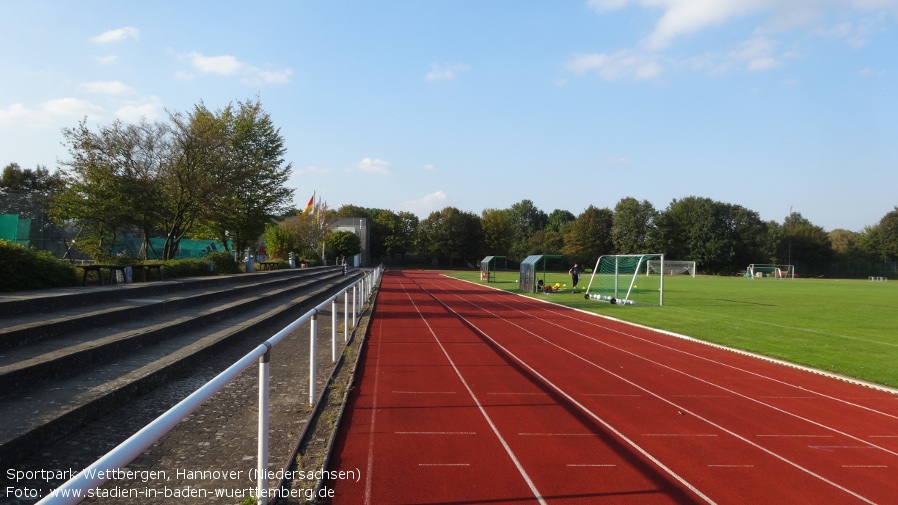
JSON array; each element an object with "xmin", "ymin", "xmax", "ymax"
[
  {"xmin": 310, "ymin": 310, "xmax": 317, "ymax": 405},
  {"xmin": 352, "ymin": 284, "xmax": 358, "ymax": 329},
  {"xmin": 331, "ymin": 298, "xmax": 338, "ymax": 363},
  {"xmin": 257, "ymin": 344, "xmax": 271, "ymax": 505},
  {"xmin": 344, "ymin": 290, "xmax": 349, "ymax": 342}
]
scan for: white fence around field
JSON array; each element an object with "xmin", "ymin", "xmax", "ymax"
[{"xmin": 37, "ymin": 265, "xmax": 383, "ymax": 505}]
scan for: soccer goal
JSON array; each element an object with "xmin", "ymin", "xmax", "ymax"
[
  {"xmin": 646, "ymin": 259, "xmax": 696, "ymax": 277},
  {"xmin": 584, "ymin": 254, "xmax": 664, "ymax": 306},
  {"xmin": 747, "ymin": 264, "xmax": 794, "ymax": 279}
]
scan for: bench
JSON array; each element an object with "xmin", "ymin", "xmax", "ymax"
[
  {"xmin": 259, "ymin": 261, "xmax": 280, "ymax": 271},
  {"xmin": 81, "ymin": 264, "xmax": 163, "ymax": 286},
  {"xmin": 140, "ymin": 264, "xmax": 164, "ymax": 281},
  {"xmin": 81, "ymin": 265, "xmax": 132, "ymax": 286}
]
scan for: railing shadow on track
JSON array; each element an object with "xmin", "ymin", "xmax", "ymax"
[{"xmin": 36, "ymin": 265, "xmax": 384, "ymax": 505}]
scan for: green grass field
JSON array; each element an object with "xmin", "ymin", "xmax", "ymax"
[{"xmin": 449, "ymin": 270, "xmax": 898, "ymax": 390}]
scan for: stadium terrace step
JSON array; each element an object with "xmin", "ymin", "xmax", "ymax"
[{"xmin": 0, "ymin": 266, "xmax": 360, "ymax": 468}]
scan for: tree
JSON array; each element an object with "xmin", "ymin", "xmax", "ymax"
[
  {"xmin": 416, "ymin": 207, "xmax": 483, "ymax": 266},
  {"xmin": 612, "ymin": 197, "xmax": 656, "ymax": 254},
  {"xmin": 1, "ymin": 163, "xmax": 66, "ymax": 252},
  {"xmin": 326, "ymin": 230, "xmax": 362, "ymax": 260},
  {"xmin": 162, "ymin": 105, "xmax": 226, "ymax": 259},
  {"xmin": 653, "ymin": 197, "xmax": 738, "ymax": 274},
  {"xmin": 507, "ymin": 199, "xmax": 548, "ymax": 261},
  {"xmin": 777, "ymin": 211, "xmax": 834, "ymax": 274},
  {"xmin": 52, "ymin": 118, "xmax": 169, "ymax": 260},
  {"xmin": 374, "ymin": 210, "xmax": 418, "ymax": 262},
  {"xmin": 562, "ymin": 206, "xmax": 613, "ymax": 261},
  {"xmin": 195, "ymin": 98, "xmax": 294, "ymax": 255},
  {"xmin": 481, "ymin": 208, "xmax": 513, "ymax": 256}
]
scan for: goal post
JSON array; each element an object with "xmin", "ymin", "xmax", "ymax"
[
  {"xmin": 746, "ymin": 264, "xmax": 795, "ymax": 279},
  {"xmin": 584, "ymin": 254, "xmax": 664, "ymax": 306},
  {"xmin": 646, "ymin": 259, "xmax": 696, "ymax": 277}
]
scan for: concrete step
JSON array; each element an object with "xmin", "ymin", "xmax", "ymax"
[{"xmin": 0, "ymin": 267, "xmax": 361, "ymax": 467}]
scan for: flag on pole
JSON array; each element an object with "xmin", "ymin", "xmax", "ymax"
[{"xmin": 302, "ymin": 195, "xmax": 314, "ymax": 214}]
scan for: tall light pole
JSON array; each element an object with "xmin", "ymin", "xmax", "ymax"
[{"xmin": 788, "ymin": 205, "xmax": 793, "ymax": 279}]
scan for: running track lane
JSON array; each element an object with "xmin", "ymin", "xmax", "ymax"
[{"xmin": 324, "ymin": 271, "xmax": 898, "ymax": 504}]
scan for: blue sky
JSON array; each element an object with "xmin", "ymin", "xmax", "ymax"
[{"xmin": 1, "ymin": 1, "xmax": 896, "ymax": 232}]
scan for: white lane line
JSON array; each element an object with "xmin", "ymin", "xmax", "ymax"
[
  {"xmin": 519, "ymin": 432, "xmax": 597, "ymax": 436},
  {"xmin": 395, "ymin": 432, "xmax": 477, "ymax": 435},
  {"xmin": 567, "ymin": 464, "xmax": 617, "ymax": 467},
  {"xmin": 363, "ymin": 301, "xmax": 387, "ymax": 505},
  {"xmin": 757, "ymin": 434, "xmax": 833, "ymax": 438},
  {"xmin": 708, "ymin": 464, "xmax": 754, "ymax": 468},
  {"xmin": 642, "ymin": 434, "xmax": 718, "ymax": 437},
  {"xmin": 419, "ymin": 463, "xmax": 471, "ymax": 467},
  {"xmin": 487, "ymin": 392, "xmax": 546, "ymax": 395},
  {"xmin": 842, "ymin": 465, "xmax": 887, "ymax": 468},
  {"xmin": 434, "ymin": 281, "xmax": 880, "ymax": 505},
  {"xmin": 582, "ymin": 393, "xmax": 642, "ymax": 397},
  {"xmin": 423, "ymin": 287, "xmax": 717, "ymax": 505},
  {"xmin": 393, "ymin": 390, "xmax": 457, "ymax": 394},
  {"xmin": 401, "ymin": 282, "xmax": 548, "ymax": 505}
]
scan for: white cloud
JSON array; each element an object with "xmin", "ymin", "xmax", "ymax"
[
  {"xmin": 42, "ymin": 98, "xmax": 103, "ymax": 116},
  {"xmin": 181, "ymin": 52, "xmax": 292, "ymax": 85},
  {"xmin": 586, "ymin": 0, "xmax": 898, "ymax": 50},
  {"xmin": 93, "ymin": 55, "xmax": 119, "ymax": 65},
  {"xmin": 188, "ymin": 52, "xmax": 243, "ymax": 75},
  {"xmin": 0, "ymin": 103, "xmax": 43, "ymax": 127},
  {"xmin": 425, "ymin": 62, "xmax": 470, "ymax": 81},
  {"xmin": 92, "ymin": 27, "xmax": 140, "ymax": 43},
  {"xmin": 730, "ymin": 36, "xmax": 782, "ymax": 71},
  {"xmin": 115, "ymin": 96, "xmax": 164, "ymax": 122},
  {"xmin": 403, "ymin": 190, "xmax": 448, "ymax": 215},
  {"xmin": 423, "ymin": 164, "xmax": 437, "ymax": 171},
  {"xmin": 1, "ymin": 98, "xmax": 104, "ymax": 128},
  {"xmin": 566, "ymin": 50, "xmax": 665, "ymax": 80},
  {"xmin": 357, "ymin": 157, "xmax": 393, "ymax": 175},
  {"xmin": 81, "ymin": 80, "xmax": 136, "ymax": 95}
]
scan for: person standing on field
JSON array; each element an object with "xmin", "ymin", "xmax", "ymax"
[{"xmin": 569, "ymin": 263, "xmax": 581, "ymax": 290}]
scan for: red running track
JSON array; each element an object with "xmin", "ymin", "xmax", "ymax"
[{"xmin": 324, "ymin": 271, "xmax": 898, "ymax": 504}]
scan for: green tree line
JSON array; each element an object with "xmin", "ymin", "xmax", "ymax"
[
  {"xmin": 2, "ymin": 97, "xmax": 897, "ymax": 277},
  {"xmin": 327, "ymin": 198, "xmax": 898, "ymax": 278}
]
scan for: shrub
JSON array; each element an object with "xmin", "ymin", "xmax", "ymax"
[
  {"xmin": 151, "ymin": 258, "xmax": 213, "ymax": 279},
  {"xmin": 206, "ymin": 251, "xmax": 240, "ymax": 275},
  {"xmin": 0, "ymin": 240, "xmax": 80, "ymax": 291}
]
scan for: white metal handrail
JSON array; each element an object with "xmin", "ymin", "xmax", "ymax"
[{"xmin": 38, "ymin": 265, "xmax": 383, "ymax": 505}]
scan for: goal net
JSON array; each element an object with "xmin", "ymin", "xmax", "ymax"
[
  {"xmin": 746, "ymin": 264, "xmax": 794, "ymax": 279},
  {"xmin": 584, "ymin": 254, "xmax": 664, "ymax": 306},
  {"xmin": 646, "ymin": 259, "xmax": 696, "ymax": 277}
]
